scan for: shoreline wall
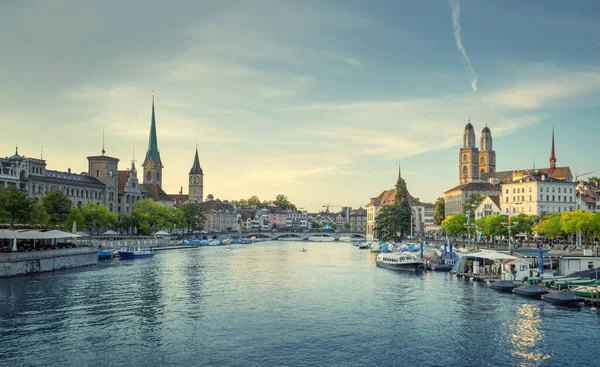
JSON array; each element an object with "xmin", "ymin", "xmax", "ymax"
[{"xmin": 0, "ymin": 247, "xmax": 98, "ymax": 277}]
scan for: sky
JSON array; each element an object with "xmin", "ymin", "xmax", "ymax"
[{"xmin": 2, "ymin": 0, "xmax": 600, "ymax": 212}]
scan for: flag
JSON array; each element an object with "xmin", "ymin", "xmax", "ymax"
[{"xmin": 508, "ymin": 217, "xmax": 511, "ymax": 225}]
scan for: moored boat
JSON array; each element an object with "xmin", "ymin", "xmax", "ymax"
[
  {"xmin": 98, "ymin": 250, "xmax": 113, "ymax": 260},
  {"xmin": 358, "ymin": 242, "xmax": 370, "ymax": 249},
  {"xmin": 573, "ymin": 286, "xmax": 600, "ymax": 298},
  {"xmin": 542, "ymin": 291, "xmax": 585, "ymax": 305},
  {"xmin": 376, "ymin": 253, "xmax": 424, "ymax": 272},
  {"xmin": 431, "ymin": 263, "xmax": 454, "ymax": 272},
  {"xmin": 551, "ymin": 278, "xmax": 595, "ymax": 290},
  {"xmin": 489, "ymin": 280, "xmax": 517, "ymax": 292},
  {"xmin": 118, "ymin": 246, "xmax": 154, "ymax": 260},
  {"xmin": 308, "ymin": 234, "xmax": 335, "ymax": 242},
  {"xmin": 339, "ymin": 236, "xmax": 352, "ymax": 242},
  {"xmin": 513, "ymin": 284, "xmax": 548, "ymax": 297}
]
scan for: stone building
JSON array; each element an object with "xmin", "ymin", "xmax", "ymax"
[
  {"xmin": 349, "ymin": 207, "xmax": 367, "ymax": 234},
  {"xmin": 198, "ymin": 199, "xmax": 238, "ymax": 231},
  {"xmin": 444, "ymin": 181, "xmax": 500, "ymax": 217},
  {"xmin": 117, "ymin": 159, "xmax": 146, "ymax": 214},
  {"xmin": 459, "ymin": 121, "xmax": 496, "ymax": 184},
  {"xmin": 188, "ymin": 148, "xmax": 204, "ymax": 203}
]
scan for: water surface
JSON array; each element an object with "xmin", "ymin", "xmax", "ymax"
[{"xmin": 1, "ymin": 241, "xmax": 599, "ymax": 366}]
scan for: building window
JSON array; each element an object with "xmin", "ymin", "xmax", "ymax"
[
  {"xmin": 552, "ymin": 195, "xmax": 555, "ymax": 201},
  {"xmin": 146, "ymin": 171, "xmax": 151, "ymax": 182}
]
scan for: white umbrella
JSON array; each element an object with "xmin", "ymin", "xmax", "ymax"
[{"xmin": 72, "ymin": 221, "xmax": 77, "ymax": 234}]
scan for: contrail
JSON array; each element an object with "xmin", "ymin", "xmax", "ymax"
[{"xmin": 450, "ymin": 0, "xmax": 477, "ymax": 91}]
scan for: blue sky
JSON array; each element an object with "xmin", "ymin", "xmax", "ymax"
[{"xmin": 1, "ymin": 0, "xmax": 599, "ymax": 211}]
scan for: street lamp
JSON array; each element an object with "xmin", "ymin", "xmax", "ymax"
[
  {"xmin": 502, "ymin": 217, "xmax": 519, "ymax": 255},
  {"xmin": 464, "ymin": 212, "xmax": 476, "ymax": 248}
]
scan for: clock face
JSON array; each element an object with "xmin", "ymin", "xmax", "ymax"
[
  {"xmin": 109, "ymin": 170, "xmax": 114, "ymax": 178},
  {"xmin": 190, "ymin": 175, "xmax": 199, "ymax": 185}
]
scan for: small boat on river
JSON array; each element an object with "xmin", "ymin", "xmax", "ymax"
[
  {"xmin": 358, "ymin": 242, "xmax": 370, "ymax": 250},
  {"xmin": 551, "ymin": 278, "xmax": 595, "ymax": 290},
  {"xmin": 376, "ymin": 253, "xmax": 424, "ymax": 272},
  {"xmin": 308, "ymin": 234, "xmax": 335, "ymax": 242},
  {"xmin": 489, "ymin": 280, "xmax": 517, "ymax": 292},
  {"xmin": 97, "ymin": 250, "xmax": 113, "ymax": 260},
  {"xmin": 542, "ymin": 291, "xmax": 585, "ymax": 305},
  {"xmin": 513, "ymin": 284, "xmax": 548, "ymax": 297},
  {"xmin": 431, "ymin": 263, "xmax": 454, "ymax": 272},
  {"xmin": 118, "ymin": 246, "xmax": 154, "ymax": 260},
  {"xmin": 573, "ymin": 286, "xmax": 600, "ymax": 298}
]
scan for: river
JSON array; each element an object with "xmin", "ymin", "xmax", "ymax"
[{"xmin": 1, "ymin": 241, "xmax": 598, "ymax": 366}]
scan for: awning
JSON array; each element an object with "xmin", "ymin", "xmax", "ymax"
[{"xmin": 0, "ymin": 229, "xmax": 81, "ymax": 239}]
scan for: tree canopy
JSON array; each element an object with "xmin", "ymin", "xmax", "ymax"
[
  {"xmin": 434, "ymin": 197, "xmax": 445, "ymax": 225},
  {"xmin": 0, "ymin": 185, "xmax": 35, "ymax": 227},
  {"xmin": 462, "ymin": 193, "xmax": 484, "ymax": 218},
  {"xmin": 179, "ymin": 202, "xmax": 206, "ymax": 232},
  {"xmin": 374, "ymin": 203, "xmax": 410, "ymax": 242},
  {"xmin": 41, "ymin": 189, "xmax": 72, "ymax": 226}
]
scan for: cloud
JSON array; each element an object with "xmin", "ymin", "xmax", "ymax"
[{"xmin": 450, "ymin": 0, "xmax": 478, "ymax": 92}]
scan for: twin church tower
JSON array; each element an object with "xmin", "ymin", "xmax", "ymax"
[
  {"xmin": 459, "ymin": 121, "xmax": 496, "ymax": 184},
  {"xmin": 142, "ymin": 94, "xmax": 204, "ymax": 203}
]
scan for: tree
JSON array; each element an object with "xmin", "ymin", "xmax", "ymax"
[
  {"xmin": 589, "ymin": 176, "xmax": 600, "ymax": 184},
  {"xmin": 395, "ymin": 176, "xmax": 409, "ymax": 204},
  {"xmin": 41, "ymin": 189, "xmax": 72, "ymax": 226},
  {"xmin": 118, "ymin": 214, "xmax": 138, "ymax": 234},
  {"xmin": 561, "ymin": 210, "xmax": 594, "ymax": 245},
  {"xmin": 0, "ymin": 185, "xmax": 35, "ymax": 227},
  {"xmin": 80, "ymin": 203, "xmax": 118, "ymax": 235},
  {"xmin": 179, "ymin": 203, "xmax": 206, "ymax": 232},
  {"xmin": 311, "ymin": 221, "xmax": 321, "ymax": 229},
  {"xmin": 374, "ymin": 203, "xmax": 410, "ymax": 242},
  {"xmin": 63, "ymin": 206, "xmax": 84, "ymax": 231},
  {"xmin": 433, "ymin": 197, "xmax": 445, "ymax": 225},
  {"xmin": 590, "ymin": 212, "xmax": 600, "ymax": 240},
  {"xmin": 442, "ymin": 213, "xmax": 467, "ymax": 237},
  {"xmin": 512, "ymin": 214, "xmax": 540, "ymax": 242},
  {"xmin": 132, "ymin": 199, "xmax": 178, "ymax": 235},
  {"xmin": 247, "ymin": 196, "xmax": 261, "ymax": 206},
  {"xmin": 484, "ymin": 214, "xmax": 509, "ymax": 240},
  {"xmin": 30, "ymin": 203, "xmax": 50, "ymax": 226},
  {"xmin": 462, "ymin": 193, "xmax": 483, "ymax": 218},
  {"xmin": 273, "ymin": 194, "xmax": 295, "ymax": 210},
  {"xmin": 538, "ymin": 213, "xmax": 563, "ymax": 240},
  {"xmin": 344, "ymin": 222, "xmax": 350, "ymax": 230}
]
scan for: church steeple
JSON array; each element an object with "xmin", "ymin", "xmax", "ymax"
[
  {"xmin": 190, "ymin": 146, "xmax": 203, "ymax": 174},
  {"xmin": 398, "ymin": 160, "xmax": 402, "ymax": 180},
  {"xmin": 142, "ymin": 92, "xmax": 163, "ymax": 186},
  {"xmin": 549, "ymin": 125, "xmax": 556, "ymax": 171}
]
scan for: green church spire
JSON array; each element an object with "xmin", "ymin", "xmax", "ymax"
[{"xmin": 144, "ymin": 92, "xmax": 162, "ymax": 167}]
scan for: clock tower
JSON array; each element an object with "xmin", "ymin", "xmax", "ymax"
[
  {"xmin": 87, "ymin": 145, "xmax": 119, "ymax": 213},
  {"xmin": 189, "ymin": 147, "xmax": 203, "ymax": 203}
]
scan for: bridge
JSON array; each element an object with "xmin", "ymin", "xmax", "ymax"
[{"xmin": 238, "ymin": 231, "xmax": 366, "ymax": 241}]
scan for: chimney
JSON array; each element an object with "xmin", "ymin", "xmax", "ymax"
[
  {"xmin": 68, "ymin": 168, "xmax": 71, "ymax": 174},
  {"xmin": 541, "ymin": 174, "xmax": 546, "ymax": 181}
]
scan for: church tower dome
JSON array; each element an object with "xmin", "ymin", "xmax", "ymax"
[
  {"xmin": 478, "ymin": 123, "xmax": 496, "ymax": 178},
  {"xmin": 459, "ymin": 119, "xmax": 480, "ymax": 184}
]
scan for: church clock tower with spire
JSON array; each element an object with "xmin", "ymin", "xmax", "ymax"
[
  {"xmin": 189, "ymin": 147, "xmax": 204, "ymax": 203},
  {"xmin": 143, "ymin": 93, "xmax": 163, "ymax": 186}
]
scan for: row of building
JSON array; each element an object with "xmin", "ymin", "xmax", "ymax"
[
  {"xmin": 444, "ymin": 123, "xmax": 598, "ymax": 221},
  {"xmin": 365, "ymin": 122, "xmax": 598, "ymax": 242}
]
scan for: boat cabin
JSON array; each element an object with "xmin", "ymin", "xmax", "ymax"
[{"xmin": 501, "ymin": 259, "xmax": 530, "ymax": 281}]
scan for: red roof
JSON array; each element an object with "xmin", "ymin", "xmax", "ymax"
[{"xmin": 117, "ymin": 170, "xmax": 130, "ymax": 195}]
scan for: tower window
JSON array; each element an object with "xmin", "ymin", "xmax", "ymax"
[
  {"xmin": 146, "ymin": 171, "xmax": 151, "ymax": 182},
  {"xmin": 96, "ymin": 170, "xmax": 99, "ymax": 177},
  {"xmin": 156, "ymin": 172, "xmax": 160, "ymax": 182}
]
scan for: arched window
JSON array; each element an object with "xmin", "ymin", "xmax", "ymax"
[
  {"xmin": 462, "ymin": 166, "xmax": 468, "ymax": 178},
  {"xmin": 480, "ymin": 156, "xmax": 485, "ymax": 164},
  {"xmin": 480, "ymin": 168, "xmax": 485, "ymax": 177},
  {"xmin": 32, "ymin": 184, "xmax": 36, "ymax": 193},
  {"xmin": 462, "ymin": 154, "xmax": 467, "ymax": 163},
  {"xmin": 96, "ymin": 170, "xmax": 100, "ymax": 177},
  {"xmin": 146, "ymin": 171, "xmax": 151, "ymax": 182},
  {"xmin": 77, "ymin": 201, "xmax": 82, "ymax": 208},
  {"xmin": 156, "ymin": 172, "xmax": 160, "ymax": 182}
]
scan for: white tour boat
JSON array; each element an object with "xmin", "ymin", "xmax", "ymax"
[
  {"xmin": 376, "ymin": 253, "xmax": 425, "ymax": 272},
  {"xmin": 308, "ymin": 234, "xmax": 335, "ymax": 242}
]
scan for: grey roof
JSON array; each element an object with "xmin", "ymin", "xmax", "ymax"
[{"xmin": 44, "ymin": 170, "xmax": 105, "ymax": 185}]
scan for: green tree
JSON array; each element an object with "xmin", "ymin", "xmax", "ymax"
[
  {"xmin": 132, "ymin": 199, "xmax": 178, "ymax": 235},
  {"xmin": 118, "ymin": 214, "xmax": 138, "ymax": 234},
  {"xmin": 273, "ymin": 194, "xmax": 295, "ymax": 210},
  {"xmin": 0, "ymin": 185, "xmax": 35, "ymax": 227},
  {"xmin": 344, "ymin": 222, "xmax": 350, "ymax": 230},
  {"xmin": 442, "ymin": 213, "xmax": 467, "ymax": 237},
  {"xmin": 311, "ymin": 221, "xmax": 321, "ymax": 229},
  {"xmin": 63, "ymin": 206, "xmax": 85, "ymax": 231},
  {"xmin": 462, "ymin": 193, "xmax": 483, "ymax": 218},
  {"xmin": 171, "ymin": 207, "xmax": 186, "ymax": 232},
  {"xmin": 433, "ymin": 197, "xmax": 445, "ymax": 225},
  {"xmin": 538, "ymin": 213, "xmax": 563, "ymax": 239},
  {"xmin": 41, "ymin": 189, "xmax": 72, "ymax": 226},
  {"xmin": 374, "ymin": 204, "xmax": 410, "ymax": 242},
  {"xmin": 589, "ymin": 176, "xmax": 600, "ymax": 184},
  {"xmin": 395, "ymin": 176, "xmax": 409, "ymax": 204},
  {"xmin": 80, "ymin": 203, "xmax": 118, "ymax": 235},
  {"xmin": 178, "ymin": 203, "xmax": 206, "ymax": 232},
  {"xmin": 247, "ymin": 196, "xmax": 261, "ymax": 206},
  {"xmin": 30, "ymin": 203, "xmax": 50, "ymax": 226},
  {"xmin": 483, "ymin": 214, "xmax": 509, "ymax": 240},
  {"xmin": 561, "ymin": 210, "xmax": 594, "ymax": 245}
]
